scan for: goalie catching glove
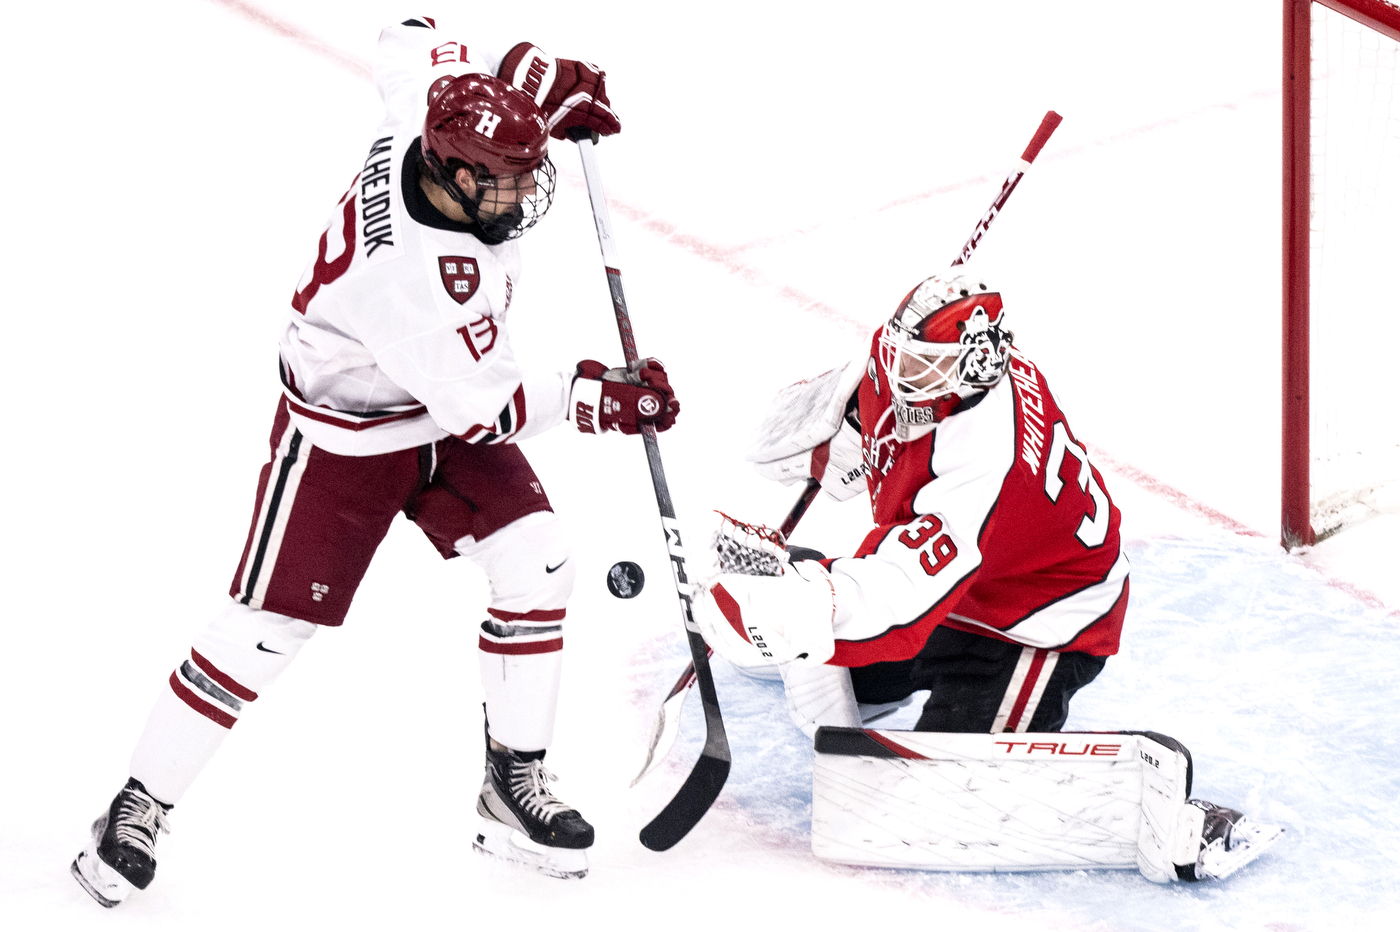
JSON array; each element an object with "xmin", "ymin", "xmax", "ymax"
[
  {"xmin": 694, "ymin": 561, "xmax": 838, "ymax": 667},
  {"xmin": 747, "ymin": 358, "xmax": 867, "ymax": 501},
  {"xmin": 498, "ymin": 43, "xmax": 621, "ymax": 140},
  {"xmin": 567, "ymin": 359, "xmax": 679, "ymax": 435}
]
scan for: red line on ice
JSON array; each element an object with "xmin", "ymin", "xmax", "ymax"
[
  {"xmin": 1085, "ymin": 444, "xmax": 1265, "ymax": 539},
  {"xmin": 205, "ymin": 0, "xmax": 372, "ymax": 80}
]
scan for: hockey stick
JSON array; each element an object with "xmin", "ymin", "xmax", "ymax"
[
  {"xmin": 951, "ymin": 110, "xmax": 1062, "ymax": 266},
  {"xmin": 630, "ymin": 477, "xmax": 821, "ymax": 786},
  {"xmin": 572, "ymin": 134, "xmax": 730, "ymax": 852},
  {"xmin": 630, "ymin": 111, "xmax": 1064, "ymax": 781}
]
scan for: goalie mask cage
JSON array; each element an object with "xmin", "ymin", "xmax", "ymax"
[{"xmin": 1283, "ymin": 0, "xmax": 1400, "ymax": 548}]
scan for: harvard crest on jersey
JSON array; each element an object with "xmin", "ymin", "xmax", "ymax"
[{"xmin": 440, "ymin": 256, "xmax": 481, "ymax": 304}]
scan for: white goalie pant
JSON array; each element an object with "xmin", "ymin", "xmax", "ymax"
[
  {"xmin": 811, "ymin": 729, "xmax": 1208, "ymax": 883},
  {"xmin": 780, "ymin": 662, "xmax": 861, "ymax": 738}
]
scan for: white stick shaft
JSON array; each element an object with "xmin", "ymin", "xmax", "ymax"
[{"xmin": 575, "ymin": 138, "xmax": 622, "ymax": 268}]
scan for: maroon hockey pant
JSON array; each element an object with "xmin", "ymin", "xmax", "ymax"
[{"xmin": 230, "ymin": 399, "xmax": 552, "ymax": 625}]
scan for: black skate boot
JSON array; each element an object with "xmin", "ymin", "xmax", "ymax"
[
  {"xmin": 1176, "ymin": 799, "xmax": 1283, "ymax": 881},
  {"xmin": 71, "ymin": 778, "xmax": 173, "ymax": 907},
  {"xmin": 474, "ymin": 739, "xmax": 594, "ymax": 879}
]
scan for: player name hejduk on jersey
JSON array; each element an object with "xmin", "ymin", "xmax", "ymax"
[
  {"xmin": 275, "ymin": 22, "xmax": 578, "ymax": 459},
  {"xmin": 279, "ymin": 132, "xmax": 561, "ymax": 458}
]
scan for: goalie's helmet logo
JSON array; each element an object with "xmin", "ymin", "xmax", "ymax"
[{"xmin": 956, "ymin": 304, "xmax": 1010, "ymax": 387}]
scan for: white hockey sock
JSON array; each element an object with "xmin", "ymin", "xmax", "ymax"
[
  {"xmin": 455, "ymin": 513, "xmax": 574, "ymax": 754},
  {"xmin": 129, "ymin": 603, "xmax": 316, "ymax": 804},
  {"xmin": 477, "ymin": 609, "xmax": 564, "ymax": 752}
]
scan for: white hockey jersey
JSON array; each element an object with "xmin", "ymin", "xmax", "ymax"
[{"xmin": 279, "ymin": 20, "xmax": 571, "ymax": 456}]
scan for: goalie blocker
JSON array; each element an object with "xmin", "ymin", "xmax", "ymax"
[{"xmin": 812, "ymin": 728, "xmax": 1282, "ymax": 883}]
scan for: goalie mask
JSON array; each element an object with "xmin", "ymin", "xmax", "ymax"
[
  {"xmin": 878, "ymin": 270, "xmax": 1013, "ymax": 442},
  {"xmin": 422, "ymin": 73, "xmax": 556, "ymax": 244}
]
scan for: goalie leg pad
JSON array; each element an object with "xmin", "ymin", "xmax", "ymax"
[
  {"xmin": 811, "ymin": 729, "xmax": 1282, "ymax": 882},
  {"xmin": 812, "ymin": 729, "xmax": 1145, "ymax": 872}
]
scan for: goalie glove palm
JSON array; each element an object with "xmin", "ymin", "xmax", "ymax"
[{"xmin": 695, "ymin": 561, "xmax": 838, "ymax": 667}]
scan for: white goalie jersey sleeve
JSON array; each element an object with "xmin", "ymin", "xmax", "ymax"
[
  {"xmin": 278, "ymin": 19, "xmax": 571, "ymax": 456},
  {"xmin": 822, "ymin": 379, "xmax": 1014, "ymax": 662}
]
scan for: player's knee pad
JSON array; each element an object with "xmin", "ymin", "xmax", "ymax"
[
  {"xmin": 181, "ymin": 602, "xmax": 318, "ymax": 721},
  {"xmin": 454, "ymin": 511, "xmax": 575, "ymax": 614}
]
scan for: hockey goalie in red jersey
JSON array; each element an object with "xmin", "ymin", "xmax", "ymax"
[
  {"xmin": 72, "ymin": 18, "xmax": 667, "ymax": 907},
  {"xmin": 700, "ymin": 269, "xmax": 1124, "ymax": 733},
  {"xmin": 694, "ymin": 270, "xmax": 1281, "ymax": 883}
]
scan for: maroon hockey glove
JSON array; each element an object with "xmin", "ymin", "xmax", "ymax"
[
  {"xmin": 499, "ymin": 43, "xmax": 622, "ymax": 140},
  {"xmin": 568, "ymin": 359, "xmax": 679, "ymax": 435}
]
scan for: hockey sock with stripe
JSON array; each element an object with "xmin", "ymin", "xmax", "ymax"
[
  {"xmin": 477, "ymin": 608, "xmax": 564, "ymax": 752},
  {"xmin": 128, "ymin": 603, "xmax": 316, "ymax": 804}
]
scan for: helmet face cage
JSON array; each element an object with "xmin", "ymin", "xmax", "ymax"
[
  {"xmin": 878, "ymin": 278, "xmax": 1012, "ymax": 440},
  {"xmin": 424, "ymin": 148, "xmax": 557, "ymax": 244}
]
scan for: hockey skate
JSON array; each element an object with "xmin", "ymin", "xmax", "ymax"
[
  {"xmin": 71, "ymin": 778, "xmax": 172, "ymax": 908},
  {"xmin": 1177, "ymin": 800, "xmax": 1284, "ymax": 881},
  {"xmin": 474, "ymin": 741, "xmax": 593, "ymax": 879}
]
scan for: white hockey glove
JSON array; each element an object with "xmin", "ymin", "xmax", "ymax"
[
  {"xmin": 693, "ymin": 561, "xmax": 838, "ymax": 667},
  {"xmin": 747, "ymin": 359, "xmax": 868, "ymax": 501}
]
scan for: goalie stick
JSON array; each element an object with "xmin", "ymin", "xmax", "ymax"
[
  {"xmin": 572, "ymin": 132, "xmax": 730, "ymax": 852},
  {"xmin": 951, "ymin": 110, "xmax": 1062, "ymax": 266},
  {"xmin": 631, "ymin": 110, "xmax": 1065, "ymax": 781}
]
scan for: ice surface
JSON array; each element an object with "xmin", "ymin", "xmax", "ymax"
[
  {"xmin": 2, "ymin": 0, "xmax": 1397, "ymax": 929},
  {"xmin": 641, "ymin": 526, "xmax": 1400, "ymax": 932}
]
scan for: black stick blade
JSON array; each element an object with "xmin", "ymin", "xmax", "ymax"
[{"xmin": 638, "ymin": 753, "xmax": 731, "ymax": 851}]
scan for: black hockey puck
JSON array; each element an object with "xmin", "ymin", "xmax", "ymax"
[{"xmin": 607, "ymin": 561, "xmax": 645, "ymax": 599}]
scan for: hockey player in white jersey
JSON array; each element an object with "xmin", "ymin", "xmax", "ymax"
[{"xmin": 72, "ymin": 18, "xmax": 669, "ymax": 905}]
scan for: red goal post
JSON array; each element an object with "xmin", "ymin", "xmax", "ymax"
[{"xmin": 1282, "ymin": 0, "xmax": 1400, "ymax": 548}]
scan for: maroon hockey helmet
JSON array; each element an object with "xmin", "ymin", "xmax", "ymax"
[
  {"xmin": 423, "ymin": 73, "xmax": 549, "ymax": 177},
  {"xmin": 878, "ymin": 270, "xmax": 1013, "ymax": 440}
]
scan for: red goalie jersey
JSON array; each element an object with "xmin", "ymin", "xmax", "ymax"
[{"xmin": 825, "ymin": 330, "xmax": 1128, "ymax": 667}]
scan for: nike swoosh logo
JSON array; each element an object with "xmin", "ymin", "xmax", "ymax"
[
  {"xmin": 545, "ymin": 560, "xmax": 567, "ymax": 574},
  {"xmin": 256, "ymin": 642, "xmax": 285, "ymax": 654}
]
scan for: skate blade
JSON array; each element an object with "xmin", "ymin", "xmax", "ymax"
[
  {"xmin": 472, "ymin": 819, "xmax": 589, "ymax": 880},
  {"xmin": 1198, "ymin": 819, "xmax": 1285, "ymax": 880},
  {"xmin": 71, "ymin": 845, "xmax": 133, "ymax": 908}
]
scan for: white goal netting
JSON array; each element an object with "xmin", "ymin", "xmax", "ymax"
[{"xmin": 1308, "ymin": 1, "xmax": 1400, "ymax": 538}]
